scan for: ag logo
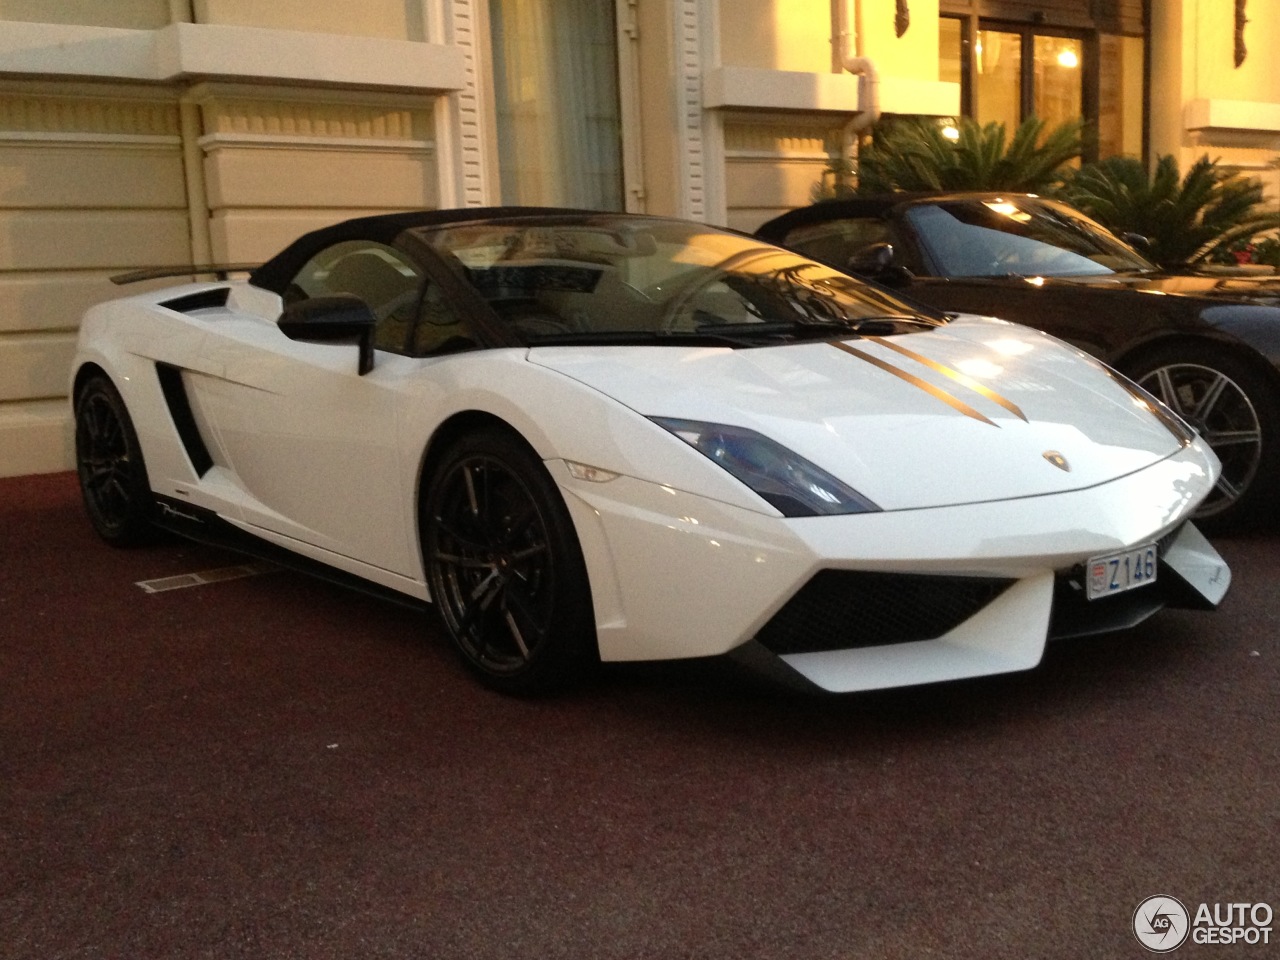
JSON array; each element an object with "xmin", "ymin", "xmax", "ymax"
[{"xmin": 1134, "ymin": 895, "xmax": 1190, "ymax": 952}]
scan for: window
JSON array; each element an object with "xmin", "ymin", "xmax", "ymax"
[
  {"xmin": 410, "ymin": 282, "xmax": 475, "ymax": 357},
  {"xmin": 904, "ymin": 199, "xmax": 1152, "ymax": 278},
  {"xmin": 421, "ymin": 217, "xmax": 931, "ymax": 343},
  {"xmin": 940, "ymin": 12, "xmax": 1146, "ymax": 163},
  {"xmin": 1032, "ymin": 34, "xmax": 1083, "ymax": 133},
  {"xmin": 284, "ymin": 240, "xmax": 424, "ymax": 354},
  {"xmin": 779, "ymin": 218, "xmax": 898, "ymax": 272},
  {"xmin": 974, "ymin": 26, "xmax": 1082, "ymax": 132},
  {"xmin": 488, "ymin": 0, "xmax": 624, "ymax": 209},
  {"xmin": 939, "ymin": 17, "xmax": 964, "ymax": 89},
  {"xmin": 1097, "ymin": 34, "xmax": 1144, "ymax": 158},
  {"xmin": 975, "ymin": 29, "xmax": 1022, "ymax": 131}
]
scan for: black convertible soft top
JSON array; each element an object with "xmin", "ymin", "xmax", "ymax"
[
  {"xmin": 753, "ymin": 192, "xmax": 1018, "ymax": 244},
  {"xmin": 248, "ymin": 206, "xmax": 602, "ymax": 295}
]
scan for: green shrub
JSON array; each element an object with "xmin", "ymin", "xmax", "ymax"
[
  {"xmin": 854, "ymin": 115, "xmax": 1083, "ymax": 194},
  {"xmin": 1058, "ymin": 154, "xmax": 1280, "ymax": 267}
]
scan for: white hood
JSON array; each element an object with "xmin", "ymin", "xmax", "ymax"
[{"xmin": 528, "ymin": 317, "xmax": 1198, "ymax": 512}]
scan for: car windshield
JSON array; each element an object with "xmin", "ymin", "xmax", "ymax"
[
  {"xmin": 906, "ymin": 198, "xmax": 1155, "ymax": 278},
  {"xmin": 417, "ymin": 216, "xmax": 941, "ymax": 346}
]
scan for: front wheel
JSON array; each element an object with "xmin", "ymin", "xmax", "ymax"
[
  {"xmin": 74, "ymin": 374, "xmax": 157, "ymax": 546},
  {"xmin": 421, "ymin": 428, "xmax": 597, "ymax": 695},
  {"xmin": 1128, "ymin": 346, "xmax": 1280, "ymax": 531}
]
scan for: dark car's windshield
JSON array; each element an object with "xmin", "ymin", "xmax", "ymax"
[
  {"xmin": 906, "ymin": 198, "xmax": 1155, "ymax": 278},
  {"xmin": 417, "ymin": 217, "xmax": 941, "ymax": 346}
]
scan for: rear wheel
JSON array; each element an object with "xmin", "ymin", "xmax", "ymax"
[
  {"xmin": 422, "ymin": 428, "xmax": 596, "ymax": 695},
  {"xmin": 74, "ymin": 374, "xmax": 156, "ymax": 546},
  {"xmin": 1128, "ymin": 346, "xmax": 1280, "ymax": 531}
]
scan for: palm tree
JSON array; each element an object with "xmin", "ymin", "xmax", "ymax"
[
  {"xmin": 1058, "ymin": 154, "xmax": 1280, "ymax": 267},
  {"xmin": 854, "ymin": 116, "xmax": 1084, "ymax": 195},
  {"xmin": 810, "ymin": 157, "xmax": 857, "ymax": 203}
]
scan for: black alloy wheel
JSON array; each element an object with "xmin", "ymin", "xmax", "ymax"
[
  {"xmin": 74, "ymin": 374, "xmax": 156, "ymax": 546},
  {"xmin": 422, "ymin": 428, "xmax": 595, "ymax": 694},
  {"xmin": 1131, "ymin": 347, "xmax": 1280, "ymax": 530}
]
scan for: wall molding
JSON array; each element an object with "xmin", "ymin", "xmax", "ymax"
[
  {"xmin": 1185, "ymin": 98, "xmax": 1280, "ymax": 135},
  {"xmin": 706, "ymin": 66, "xmax": 959, "ymax": 118},
  {"xmin": 0, "ymin": 92, "xmax": 179, "ymax": 137},
  {"xmin": 198, "ymin": 98, "xmax": 431, "ymax": 142},
  {"xmin": 723, "ymin": 116, "xmax": 844, "ymax": 158},
  {"xmin": 705, "ymin": 67, "xmax": 860, "ymax": 114},
  {"xmin": 724, "ymin": 149, "xmax": 837, "ymax": 162},
  {"xmin": 0, "ymin": 132, "xmax": 180, "ymax": 147},
  {"xmin": 198, "ymin": 133, "xmax": 435, "ymax": 155},
  {"xmin": 674, "ymin": 0, "xmax": 707, "ymax": 221},
  {"xmin": 0, "ymin": 20, "xmax": 466, "ymax": 93},
  {"xmin": 446, "ymin": 0, "xmax": 490, "ymax": 207}
]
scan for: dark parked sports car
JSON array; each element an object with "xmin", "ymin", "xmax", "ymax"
[{"xmin": 757, "ymin": 193, "xmax": 1280, "ymax": 530}]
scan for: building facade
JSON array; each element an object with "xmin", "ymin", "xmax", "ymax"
[{"xmin": 1, "ymin": 0, "xmax": 1277, "ymax": 476}]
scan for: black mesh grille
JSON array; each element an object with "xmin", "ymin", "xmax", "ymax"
[{"xmin": 755, "ymin": 570, "xmax": 1016, "ymax": 656}]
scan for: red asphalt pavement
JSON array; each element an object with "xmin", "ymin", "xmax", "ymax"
[{"xmin": 1, "ymin": 472, "xmax": 1277, "ymax": 959}]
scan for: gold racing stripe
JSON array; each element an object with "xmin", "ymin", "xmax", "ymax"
[
  {"xmin": 865, "ymin": 336, "xmax": 1028, "ymax": 422},
  {"xmin": 829, "ymin": 340, "xmax": 997, "ymax": 427}
]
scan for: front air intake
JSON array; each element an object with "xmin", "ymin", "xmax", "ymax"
[{"xmin": 755, "ymin": 570, "xmax": 1016, "ymax": 655}]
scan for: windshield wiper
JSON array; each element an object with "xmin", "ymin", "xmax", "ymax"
[
  {"xmin": 524, "ymin": 316, "xmax": 937, "ymax": 349},
  {"xmin": 845, "ymin": 314, "xmax": 940, "ymax": 328},
  {"xmin": 693, "ymin": 315, "xmax": 936, "ymax": 337},
  {"xmin": 524, "ymin": 329, "xmax": 760, "ymax": 348}
]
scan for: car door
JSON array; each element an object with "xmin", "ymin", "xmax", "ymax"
[
  {"xmin": 192, "ymin": 240, "xmax": 427, "ymax": 577},
  {"xmin": 900, "ymin": 274, "xmax": 1128, "ymax": 357}
]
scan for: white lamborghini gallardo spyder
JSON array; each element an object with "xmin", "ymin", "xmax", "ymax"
[{"xmin": 71, "ymin": 209, "xmax": 1230, "ymax": 694}]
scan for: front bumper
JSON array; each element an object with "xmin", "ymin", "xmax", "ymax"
[
  {"xmin": 759, "ymin": 522, "xmax": 1227, "ymax": 693},
  {"xmin": 549, "ymin": 445, "xmax": 1228, "ymax": 692}
]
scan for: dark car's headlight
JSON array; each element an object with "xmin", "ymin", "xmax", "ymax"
[{"xmin": 650, "ymin": 417, "xmax": 880, "ymax": 517}]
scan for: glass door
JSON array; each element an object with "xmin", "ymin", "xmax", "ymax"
[
  {"xmin": 1032, "ymin": 34, "xmax": 1083, "ymax": 131},
  {"xmin": 975, "ymin": 29, "xmax": 1022, "ymax": 132},
  {"xmin": 940, "ymin": 12, "xmax": 1143, "ymax": 162},
  {"xmin": 967, "ymin": 24, "xmax": 1085, "ymax": 137}
]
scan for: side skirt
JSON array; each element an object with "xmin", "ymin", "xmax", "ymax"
[{"xmin": 151, "ymin": 495, "xmax": 430, "ymax": 613}]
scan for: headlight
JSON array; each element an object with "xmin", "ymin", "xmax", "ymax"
[{"xmin": 650, "ymin": 417, "xmax": 880, "ymax": 517}]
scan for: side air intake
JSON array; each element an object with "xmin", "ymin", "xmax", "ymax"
[
  {"xmin": 160, "ymin": 288, "xmax": 230, "ymax": 313},
  {"xmin": 155, "ymin": 363, "xmax": 213, "ymax": 476}
]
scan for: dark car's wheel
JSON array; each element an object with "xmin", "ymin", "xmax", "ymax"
[
  {"xmin": 1128, "ymin": 346, "xmax": 1280, "ymax": 530},
  {"xmin": 74, "ymin": 374, "xmax": 157, "ymax": 546},
  {"xmin": 422, "ymin": 428, "xmax": 597, "ymax": 695}
]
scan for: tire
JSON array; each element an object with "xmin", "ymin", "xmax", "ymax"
[
  {"xmin": 421, "ymin": 428, "xmax": 597, "ymax": 695},
  {"xmin": 1126, "ymin": 345, "xmax": 1280, "ymax": 532},
  {"xmin": 74, "ymin": 374, "xmax": 157, "ymax": 546}
]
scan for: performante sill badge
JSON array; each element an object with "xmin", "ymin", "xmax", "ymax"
[
  {"xmin": 1043, "ymin": 450, "xmax": 1071, "ymax": 472},
  {"xmin": 829, "ymin": 338, "xmax": 1026, "ymax": 428}
]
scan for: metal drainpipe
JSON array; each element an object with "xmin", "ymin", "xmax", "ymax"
[{"xmin": 836, "ymin": 0, "xmax": 880, "ymax": 182}]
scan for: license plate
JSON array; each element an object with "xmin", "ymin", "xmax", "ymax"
[{"xmin": 1087, "ymin": 542, "xmax": 1157, "ymax": 600}]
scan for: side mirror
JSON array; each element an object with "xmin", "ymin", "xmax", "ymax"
[
  {"xmin": 279, "ymin": 294, "xmax": 376, "ymax": 375},
  {"xmin": 1121, "ymin": 232, "xmax": 1153, "ymax": 255},
  {"xmin": 846, "ymin": 242, "xmax": 910, "ymax": 286},
  {"xmin": 848, "ymin": 241, "xmax": 896, "ymax": 276}
]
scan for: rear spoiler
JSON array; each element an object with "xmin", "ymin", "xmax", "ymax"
[{"xmin": 110, "ymin": 263, "xmax": 261, "ymax": 285}]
